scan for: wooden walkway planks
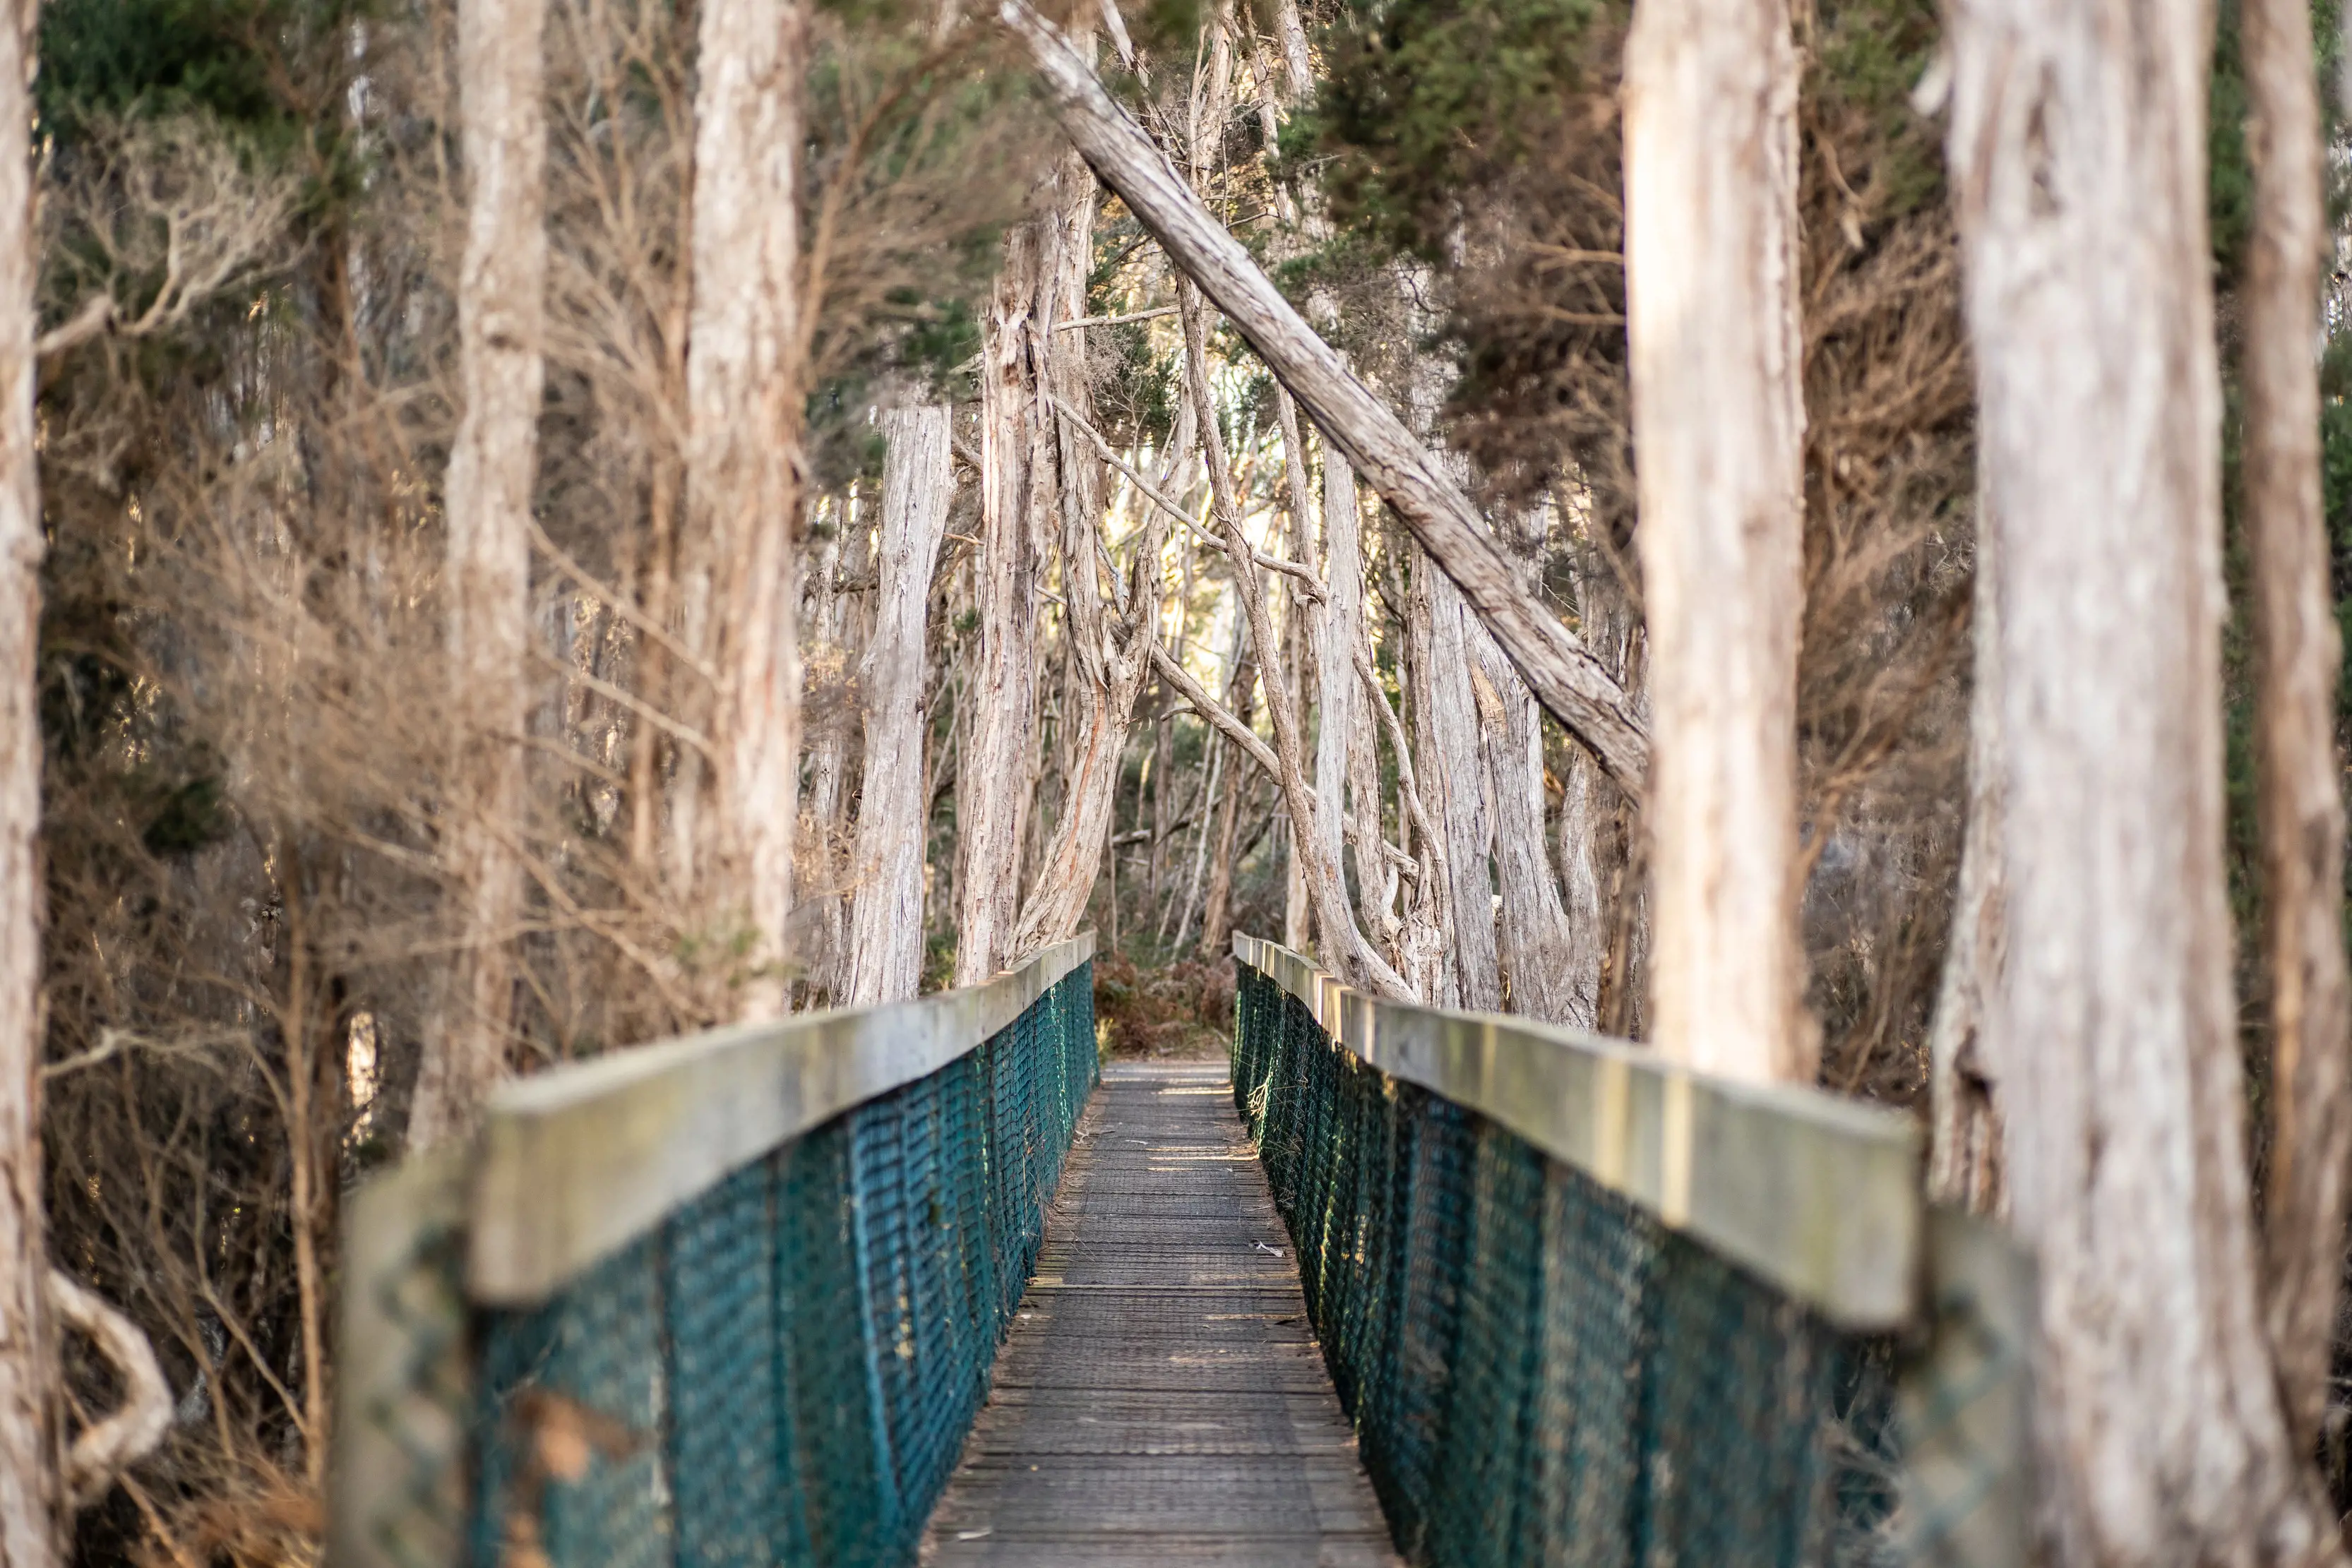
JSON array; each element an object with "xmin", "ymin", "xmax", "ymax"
[{"xmin": 921, "ymin": 1062, "xmax": 1400, "ymax": 1567}]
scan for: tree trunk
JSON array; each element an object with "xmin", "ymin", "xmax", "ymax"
[
  {"xmin": 1196, "ymin": 657, "xmax": 1255, "ymax": 959},
  {"xmin": 1622, "ymin": 0, "xmax": 1808, "ymax": 1084},
  {"xmin": 1409, "ymin": 557, "xmax": 1499, "ymax": 1010},
  {"xmin": 1179, "ymin": 281, "xmax": 1410, "ymax": 998},
  {"xmin": 1011, "ymin": 153, "xmax": 1170, "ymax": 959},
  {"xmin": 2243, "ymin": 0, "xmax": 2351, "ymax": 1462},
  {"xmin": 955, "ymin": 220, "xmax": 1050, "ymax": 986},
  {"xmin": 412, "ymin": 0, "xmax": 550, "ymax": 1144},
  {"xmin": 688, "ymin": 0, "xmax": 808, "ymax": 1022},
  {"xmin": 1003, "ymin": 0, "xmax": 1650, "ymax": 793},
  {"xmin": 0, "ymin": 0, "xmax": 52, "ymax": 1552},
  {"xmin": 1478, "ymin": 635, "xmax": 1590, "ymax": 1028},
  {"xmin": 1927, "ymin": 508, "xmax": 2006, "ymax": 1214},
  {"xmin": 844, "ymin": 406, "xmax": 953, "ymax": 1005},
  {"xmin": 1945, "ymin": 0, "xmax": 2344, "ymax": 1556}
]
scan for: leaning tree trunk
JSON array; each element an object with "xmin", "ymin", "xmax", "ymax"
[
  {"xmin": 1003, "ymin": 0, "xmax": 1649, "ymax": 794},
  {"xmin": 1945, "ymin": 0, "xmax": 2345, "ymax": 1557},
  {"xmin": 1621, "ymin": 0, "xmax": 1808, "ymax": 1085},
  {"xmin": 0, "ymin": 0, "xmax": 51, "ymax": 1555},
  {"xmin": 2242, "ymin": 0, "xmax": 2351, "ymax": 1461},
  {"xmin": 844, "ymin": 406, "xmax": 953, "ymax": 1005},
  {"xmin": 955, "ymin": 220, "xmax": 1049, "ymax": 986},
  {"xmin": 688, "ymin": 0, "xmax": 808, "ymax": 1022},
  {"xmin": 412, "ymin": 0, "xmax": 550, "ymax": 1147}
]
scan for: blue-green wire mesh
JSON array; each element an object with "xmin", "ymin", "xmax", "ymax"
[
  {"xmin": 1232, "ymin": 961, "xmax": 1899, "ymax": 1568},
  {"xmin": 464, "ymin": 961, "xmax": 1099, "ymax": 1568}
]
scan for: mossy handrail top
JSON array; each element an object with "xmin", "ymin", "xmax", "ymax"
[
  {"xmin": 465, "ymin": 933, "xmax": 1095, "ymax": 1305},
  {"xmin": 1233, "ymin": 933, "xmax": 1921, "ymax": 1329}
]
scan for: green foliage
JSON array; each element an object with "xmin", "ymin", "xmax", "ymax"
[
  {"xmin": 38, "ymin": 0, "xmax": 361, "ymax": 145},
  {"xmin": 1810, "ymin": 0, "xmax": 1945, "ymax": 220},
  {"xmin": 1294, "ymin": 0, "xmax": 1615, "ymax": 262}
]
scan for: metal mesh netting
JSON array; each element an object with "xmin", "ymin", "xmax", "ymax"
[
  {"xmin": 1233, "ymin": 961, "xmax": 1899, "ymax": 1568},
  {"xmin": 461, "ymin": 960, "xmax": 1099, "ymax": 1568}
]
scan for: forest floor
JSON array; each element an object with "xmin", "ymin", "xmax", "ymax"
[{"xmin": 1092, "ymin": 953, "xmax": 1234, "ymax": 1060}]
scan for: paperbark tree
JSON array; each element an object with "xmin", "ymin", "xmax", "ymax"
[
  {"xmin": 1409, "ymin": 561, "xmax": 1500, "ymax": 1010},
  {"xmin": 1478, "ymin": 635, "xmax": 1590, "ymax": 1027},
  {"xmin": 1195, "ymin": 656, "xmax": 1256, "ymax": 960},
  {"xmin": 688, "ymin": 0, "xmax": 808, "ymax": 1022},
  {"xmin": 411, "ymin": 0, "xmax": 550, "ymax": 1147},
  {"xmin": 1926, "ymin": 512, "xmax": 2006, "ymax": 1214},
  {"xmin": 1010, "ymin": 155, "xmax": 1171, "ymax": 958},
  {"xmin": 1179, "ymin": 281, "xmax": 1410, "ymax": 998},
  {"xmin": 1622, "ymin": 0, "xmax": 1808, "ymax": 1085},
  {"xmin": 1945, "ymin": 0, "xmax": 2344, "ymax": 1557},
  {"xmin": 2241, "ymin": 0, "xmax": 2351, "ymax": 1461},
  {"xmin": 1003, "ymin": 0, "xmax": 1650, "ymax": 794},
  {"xmin": 844, "ymin": 406, "xmax": 953, "ymax": 1005},
  {"xmin": 955, "ymin": 217, "xmax": 1050, "ymax": 986},
  {"xmin": 0, "ymin": 0, "xmax": 50, "ymax": 1552}
]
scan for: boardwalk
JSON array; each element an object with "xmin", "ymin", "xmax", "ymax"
[{"xmin": 921, "ymin": 1061, "xmax": 1399, "ymax": 1567}]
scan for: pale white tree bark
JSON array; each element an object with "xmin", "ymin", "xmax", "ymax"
[
  {"xmin": 412, "ymin": 0, "xmax": 549, "ymax": 1147},
  {"xmin": 1011, "ymin": 155, "xmax": 1171, "ymax": 958},
  {"xmin": 1945, "ymin": 0, "xmax": 2344, "ymax": 1557},
  {"xmin": 1622, "ymin": 0, "xmax": 1808, "ymax": 1084},
  {"xmin": 1928, "ymin": 509, "xmax": 2005, "ymax": 1215},
  {"xmin": 1180, "ymin": 281, "xmax": 1409, "ymax": 998},
  {"xmin": 1003, "ymin": 0, "xmax": 1649, "ymax": 791},
  {"xmin": 2242, "ymin": 0, "xmax": 2351, "ymax": 1461},
  {"xmin": 0, "ymin": 0, "xmax": 52, "ymax": 1553},
  {"xmin": 844, "ymin": 407, "xmax": 953, "ymax": 1005},
  {"xmin": 1477, "ymin": 638, "xmax": 1590, "ymax": 1028},
  {"xmin": 1409, "ymin": 561, "xmax": 1500, "ymax": 1011},
  {"xmin": 688, "ymin": 0, "xmax": 808, "ymax": 1021},
  {"xmin": 1315, "ymin": 444, "xmax": 1377, "ymax": 948},
  {"xmin": 956, "ymin": 222, "xmax": 1049, "ymax": 985}
]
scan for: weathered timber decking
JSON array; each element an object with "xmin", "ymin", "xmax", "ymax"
[{"xmin": 921, "ymin": 1060, "xmax": 1400, "ymax": 1567}]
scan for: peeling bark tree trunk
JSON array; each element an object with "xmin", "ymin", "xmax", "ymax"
[
  {"xmin": 1180, "ymin": 281, "xmax": 1409, "ymax": 998},
  {"xmin": 412, "ymin": 0, "xmax": 550, "ymax": 1144},
  {"xmin": 1316, "ymin": 445, "xmax": 1382, "ymax": 951},
  {"xmin": 2242, "ymin": 0, "xmax": 2351, "ymax": 1461},
  {"xmin": 1478, "ymin": 638, "xmax": 1589, "ymax": 1028},
  {"xmin": 0, "ymin": 0, "xmax": 52, "ymax": 1553},
  {"xmin": 1004, "ymin": 0, "xmax": 1649, "ymax": 791},
  {"xmin": 689, "ymin": 0, "xmax": 808, "ymax": 1022},
  {"xmin": 1196, "ymin": 657, "xmax": 1255, "ymax": 960},
  {"xmin": 1012, "ymin": 155, "xmax": 1170, "ymax": 958},
  {"xmin": 1622, "ymin": 0, "xmax": 1807, "ymax": 1084},
  {"xmin": 1409, "ymin": 558, "xmax": 1499, "ymax": 1010},
  {"xmin": 845, "ymin": 407, "xmax": 953, "ymax": 1005},
  {"xmin": 955, "ymin": 220, "xmax": 1049, "ymax": 986},
  {"xmin": 1927, "ymin": 509, "xmax": 2005, "ymax": 1214},
  {"xmin": 1945, "ymin": 0, "xmax": 2345, "ymax": 1557}
]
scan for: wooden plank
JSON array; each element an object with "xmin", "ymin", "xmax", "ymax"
[
  {"xmin": 469, "ymin": 934, "xmax": 1093, "ymax": 1304},
  {"xmin": 921, "ymin": 1063, "xmax": 1402, "ymax": 1567},
  {"xmin": 1234, "ymin": 932, "xmax": 1922, "ymax": 1329}
]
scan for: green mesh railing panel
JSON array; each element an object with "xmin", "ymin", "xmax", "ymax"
[
  {"xmin": 1234, "ymin": 961, "xmax": 1899, "ymax": 1568},
  {"xmin": 462, "ymin": 960, "xmax": 1097, "ymax": 1568}
]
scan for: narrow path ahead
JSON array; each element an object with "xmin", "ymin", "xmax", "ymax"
[{"xmin": 921, "ymin": 1061, "xmax": 1399, "ymax": 1567}]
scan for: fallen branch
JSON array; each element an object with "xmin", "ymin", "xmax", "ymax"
[
  {"xmin": 1005, "ymin": 0, "xmax": 1649, "ymax": 794},
  {"xmin": 51, "ymin": 1270, "xmax": 172, "ymax": 1512}
]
